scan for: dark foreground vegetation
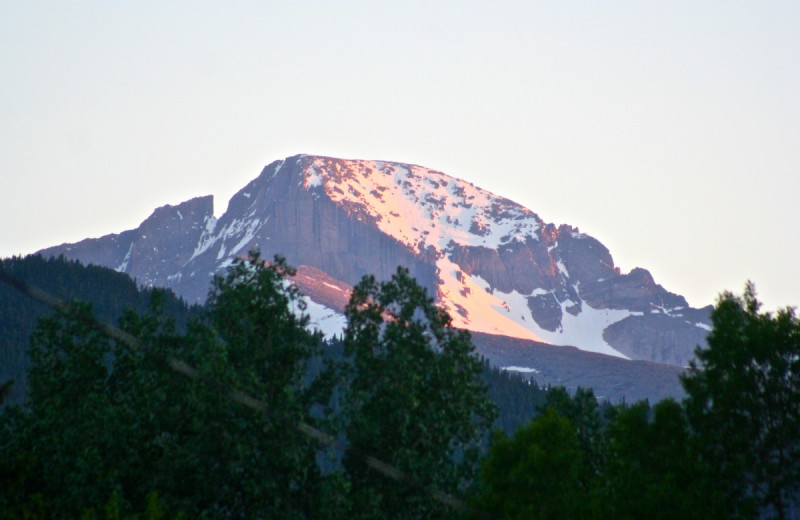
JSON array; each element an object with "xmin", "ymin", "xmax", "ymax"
[{"xmin": 1, "ymin": 254, "xmax": 799, "ymax": 519}]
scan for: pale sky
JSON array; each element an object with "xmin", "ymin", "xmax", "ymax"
[{"xmin": 2, "ymin": 2, "xmax": 798, "ymax": 311}]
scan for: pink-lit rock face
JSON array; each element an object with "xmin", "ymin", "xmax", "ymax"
[{"xmin": 39, "ymin": 154, "xmax": 711, "ymax": 366}]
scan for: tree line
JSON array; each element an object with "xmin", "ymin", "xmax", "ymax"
[
  {"xmin": 1, "ymin": 254, "xmax": 799, "ymax": 519},
  {"xmin": 476, "ymin": 282, "xmax": 800, "ymax": 520}
]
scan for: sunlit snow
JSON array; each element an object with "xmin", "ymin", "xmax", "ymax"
[
  {"xmin": 489, "ymin": 284, "xmax": 630, "ymax": 358},
  {"xmin": 435, "ymin": 257, "xmax": 547, "ymax": 343},
  {"xmin": 306, "ymin": 158, "xmax": 542, "ymax": 253}
]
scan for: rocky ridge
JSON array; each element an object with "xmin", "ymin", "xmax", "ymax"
[{"xmin": 39, "ymin": 154, "xmax": 711, "ymax": 366}]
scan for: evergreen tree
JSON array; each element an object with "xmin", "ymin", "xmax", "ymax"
[
  {"xmin": 483, "ymin": 361, "xmax": 548, "ymax": 434},
  {"xmin": 0, "ymin": 254, "xmax": 196, "ymax": 406}
]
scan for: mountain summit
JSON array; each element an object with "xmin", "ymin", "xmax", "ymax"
[{"xmin": 40, "ymin": 154, "xmax": 710, "ymax": 366}]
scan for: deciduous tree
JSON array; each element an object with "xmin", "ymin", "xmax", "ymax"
[
  {"xmin": 1, "ymin": 253, "xmax": 336, "ymax": 519},
  {"xmin": 475, "ymin": 408, "xmax": 585, "ymax": 520},
  {"xmin": 682, "ymin": 282, "xmax": 800, "ymax": 519},
  {"xmin": 341, "ymin": 267, "xmax": 496, "ymax": 519}
]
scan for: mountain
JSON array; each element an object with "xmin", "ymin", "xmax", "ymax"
[{"xmin": 39, "ymin": 154, "xmax": 711, "ymax": 367}]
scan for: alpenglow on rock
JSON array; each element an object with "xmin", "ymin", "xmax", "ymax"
[{"xmin": 39, "ymin": 154, "xmax": 711, "ymax": 366}]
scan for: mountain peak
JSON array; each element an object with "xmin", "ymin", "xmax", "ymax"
[
  {"xmin": 38, "ymin": 154, "xmax": 710, "ymax": 366},
  {"xmin": 294, "ymin": 156, "xmax": 544, "ymax": 255}
]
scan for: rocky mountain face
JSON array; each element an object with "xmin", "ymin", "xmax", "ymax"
[{"xmin": 40, "ymin": 154, "xmax": 711, "ymax": 366}]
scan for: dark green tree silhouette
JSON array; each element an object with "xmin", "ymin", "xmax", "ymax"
[
  {"xmin": 597, "ymin": 399, "xmax": 732, "ymax": 520},
  {"xmin": 196, "ymin": 253, "xmax": 336, "ymax": 519},
  {"xmin": 341, "ymin": 267, "xmax": 496, "ymax": 519},
  {"xmin": 682, "ymin": 282, "xmax": 800, "ymax": 520},
  {"xmin": 475, "ymin": 407, "xmax": 585, "ymax": 520},
  {"xmin": 540, "ymin": 386, "xmax": 607, "ymax": 489},
  {"xmin": 0, "ymin": 253, "xmax": 335, "ymax": 519}
]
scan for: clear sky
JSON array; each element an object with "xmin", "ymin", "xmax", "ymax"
[{"xmin": 2, "ymin": 2, "xmax": 798, "ymax": 310}]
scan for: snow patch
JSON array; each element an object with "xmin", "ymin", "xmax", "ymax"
[
  {"xmin": 299, "ymin": 297, "xmax": 347, "ymax": 339},
  {"xmin": 484, "ymin": 283, "xmax": 630, "ymax": 358},
  {"xmin": 305, "ymin": 163, "xmax": 323, "ymax": 188},
  {"xmin": 186, "ymin": 215, "xmax": 221, "ymax": 262},
  {"xmin": 271, "ymin": 159, "xmax": 285, "ymax": 179},
  {"xmin": 435, "ymin": 257, "xmax": 547, "ymax": 343},
  {"xmin": 229, "ymin": 219, "xmax": 263, "ymax": 257},
  {"xmin": 115, "ymin": 243, "xmax": 134, "ymax": 272},
  {"xmin": 503, "ymin": 366, "xmax": 540, "ymax": 374}
]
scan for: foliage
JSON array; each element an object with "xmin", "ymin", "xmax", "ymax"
[
  {"xmin": 596, "ymin": 399, "xmax": 732, "ymax": 520},
  {"xmin": 0, "ymin": 253, "xmax": 335, "ymax": 519},
  {"xmin": 0, "ymin": 254, "xmax": 196, "ymax": 406},
  {"xmin": 478, "ymin": 390, "xmax": 741, "ymax": 520},
  {"xmin": 195, "ymin": 252, "xmax": 334, "ymax": 518},
  {"xmin": 539, "ymin": 386, "xmax": 607, "ymax": 488},
  {"xmin": 341, "ymin": 266, "xmax": 497, "ymax": 519},
  {"xmin": 682, "ymin": 282, "xmax": 800, "ymax": 519},
  {"xmin": 475, "ymin": 407, "xmax": 585, "ymax": 520},
  {"xmin": 1, "ymin": 255, "xmax": 502, "ymax": 519},
  {"xmin": 79, "ymin": 490, "xmax": 184, "ymax": 520},
  {"xmin": 0, "ymin": 379, "xmax": 13, "ymax": 405}
]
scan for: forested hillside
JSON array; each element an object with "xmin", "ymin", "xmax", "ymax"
[{"xmin": 0, "ymin": 255, "xmax": 197, "ymax": 405}]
